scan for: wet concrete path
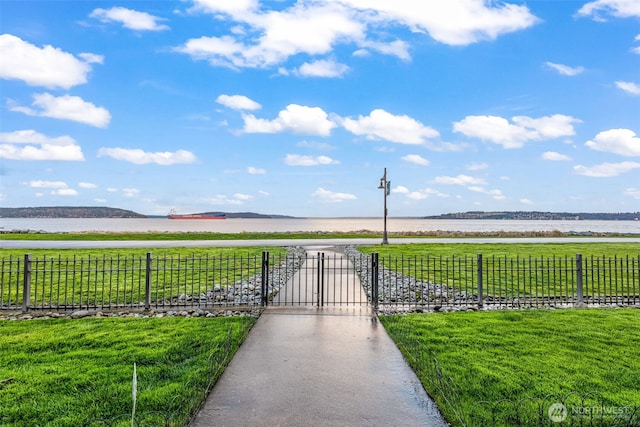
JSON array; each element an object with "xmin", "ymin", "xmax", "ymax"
[{"xmin": 189, "ymin": 248, "xmax": 448, "ymax": 427}]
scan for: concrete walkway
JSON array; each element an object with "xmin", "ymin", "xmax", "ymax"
[{"xmin": 189, "ymin": 247, "xmax": 448, "ymax": 427}]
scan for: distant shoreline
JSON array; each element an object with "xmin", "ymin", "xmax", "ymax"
[{"xmin": 1, "ymin": 207, "xmax": 639, "ymax": 221}]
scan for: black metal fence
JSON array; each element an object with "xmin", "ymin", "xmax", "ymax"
[
  {"xmin": 0, "ymin": 251, "xmax": 304, "ymax": 311},
  {"xmin": 362, "ymin": 253, "xmax": 640, "ymax": 311},
  {"xmin": 1, "ymin": 249, "xmax": 639, "ymax": 312}
]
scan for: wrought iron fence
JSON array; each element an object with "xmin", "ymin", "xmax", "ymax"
[
  {"xmin": 0, "ymin": 250, "xmax": 304, "ymax": 311},
  {"xmin": 1, "ymin": 249, "xmax": 639, "ymax": 312},
  {"xmin": 351, "ymin": 251, "xmax": 640, "ymax": 311}
]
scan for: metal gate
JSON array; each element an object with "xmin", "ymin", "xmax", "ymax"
[{"xmin": 266, "ymin": 250, "xmax": 370, "ymax": 307}]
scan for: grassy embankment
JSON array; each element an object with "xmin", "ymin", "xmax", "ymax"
[
  {"xmin": 362, "ymin": 243, "xmax": 640, "ymax": 425},
  {"xmin": 2, "ymin": 229, "xmax": 638, "ymax": 241},
  {"xmin": 0, "ymin": 316, "xmax": 255, "ymax": 427},
  {"xmin": 0, "ymin": 231, "xmax": 381, "ymax": 240},
  {"xmin": 381, "ymin": 310, "xmax": 640, "ymax": 426}
]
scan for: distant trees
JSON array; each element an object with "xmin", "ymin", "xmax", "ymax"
[
  {"xmin": 0, "ymin": 207, "xmax": 146, "ymax": 218},
  {"xmin": 424, "ymin": 211, "xmax": 640, "ymax": 220}
]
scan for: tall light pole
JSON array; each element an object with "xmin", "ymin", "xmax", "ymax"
[{"xmin": 378, "ymin": 168, "xmax": 390, "ymax": 245}]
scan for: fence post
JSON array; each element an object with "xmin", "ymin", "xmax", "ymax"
[
  {"xmin": 371, "ymin": 253, "xmax": 379, "ymax": 310},
  {"xmin": 320, "ymin": 253, "xmax": 325, "ymax": 307},
  {"xmin": 576, "ymin": 253, "xmax": 583, "ymax": 303},
  {"xmin": 477, "ymin": 254, "xmax": 483, "ymax": 308},
  {"xmin": 145, "ymin": 252, "xmax": 152, "ymax": 310},
  {"xmin": 22, "ymin": 254, "xmax": 32, "ymax": 311},
  {"xmin": 261, "ymin": 251, "xmax": 269, "ymax": 307}
]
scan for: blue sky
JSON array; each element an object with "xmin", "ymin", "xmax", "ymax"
[{"xmin": 1, "ymin": 0, "xmax": 639, "ymax": 217}]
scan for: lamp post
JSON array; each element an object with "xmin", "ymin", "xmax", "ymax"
[{"xmin": 378, "ymin": 168, "xmax": 390, "ymax": 245}]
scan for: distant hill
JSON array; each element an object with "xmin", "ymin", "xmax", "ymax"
[
  {"xmin": 223, "ymin": 211, "xmax": 295, "ymax": 219},
  {"xmin": 0, "ymin": 206, "xmax": 146, "ymax": 218},
  {"xmin": 424, "ymin": 211, "xmax": 640, "ymax": 221},
  {"xmin": 1, "ymin": 207, "xmax": 296, "ymax": 219}
]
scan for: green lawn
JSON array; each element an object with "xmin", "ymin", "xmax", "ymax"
[
  {"xmin": 358, "ymin": 241, "xmax": 640, "ymax": 258},
  {"xmin": 0, "ymin": 316, "xmax": 255, "ymax": 427},
  {"xmin": 381, "ymin": 309, "xmax": 640, "ymax": 426},
  {"xmin": 0, "ymin": 231, "xmax": 381, "ymax": 241}
]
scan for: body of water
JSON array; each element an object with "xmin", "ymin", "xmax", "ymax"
[{"xmin": 1, "ymin": 217, "xmax": 639, "ymax": 234}]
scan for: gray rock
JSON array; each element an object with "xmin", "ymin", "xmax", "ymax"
[{"xmin": 70, "ymin": 310, "xmax": 92, "ymax": 319}]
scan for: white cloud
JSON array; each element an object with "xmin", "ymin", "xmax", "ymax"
[
  {"xmin": 284, "ymin": 154, "xmax": 339, "ymax": 166},
  {"xmin": 577, "ymin": 0, "xmax": 640, "ymax": 20},
  {"xmin": 188, "ymin": 0, "xmax": 259, "ymax": 17},
  {"xmin": 97, "ymin": 148, "xmax": 197, "ymax": 165},
  {"xmin": 177, "ymin": 2, "xmax": 365, "ymax": 68},
  {"xmin": 338, "ymin": 0, "xmax": 539, "ymax": 46},
  {"xmin": 359, "ymin": 39, "xmax": 410, "ymax": 60},
  {"xmin": 453, "ymin": 114, "xmax": 580, "ymax": 149},
  {"xmin": 585, "ymin": 129, "xmax": 640, "ymax": 157},
  {"xmin": 624, "ymin": 188, "xmax": 640, "ymax": 200},
  {"xmin": 25, "ymin": 180, "xmax": 68, "ymax": 189},
  {"xmin": 216, "ymin": 94, "xmax": 261, "ymax": 110},
  {"xmin": 90, "ymin": 7, "xmax": 169, "ymax": 31},
  {"xmin": 342, "ymin": 109, "xmax": 439, "ymax": 144},
  {"xmin": 52, "ymin": 188, "xmax": 79, "ymax": 196},
  {"xmin": 295, "ymin": 59, "xmax": 350, "ymax": 78},
  {"xmin": 615, "ymin": 81, "xmax": 640, "ymax": 95},
  {"xmin": 0, "ymin": 34, "xmax": 101, "ymax": 89},
  {"xmin": 234, "ymin": 193, "xmax": 254, "ymax": 201},
  {"xmin": 312, "ymin": 187, "xmax": 357, "ymax": 203},
  {"xmin": 434, "ymin": 174, "xmax": 486, "ymax": 186},
  {"xmin": 78, "ymin": 53, "xmax": 104, "ymax": 64},
  {"xmin": 542, "ymin": 151, "xmax": 572, "ymax": 161},
  {"xmin": 392, "ymin": 185, "xmax": 409, "ymax": 194},
  {"xmin": 545, "ymin": 62, "xmax": 584, "ymax": 76},
  {"xmin": 573, "ymin": 161, "xmax": 640, "ymax": 177},
  {"xmin": 468, "ymin": 186, "xmax": 507, "ymax": 200},
  {"xmin": 401, "ymin": 154, "xmax": 430, "ymax": 166},
  {"xmin": 243, "ymin": 104, "xmax": 336, "ymax": 136},
  {"xmin": 396, "ymin": 186, "xmax": 448, "ymax": 200},
  {"xmin": 0, "ymin": 129, "xmax": 84, "ymax": 161},
  {"xmin": 10, "ymin": 93, "xmax": 111, "ymax": 128},
  {"xmin": 78, "ymin": 182, "xmax": 98, "ymax": 189},
  {"xmin": 432, "ymin": 176, "xmax": 507, "ymax": 201},
  {"xmin": 178, "ymin": 0, "xmax": 537, "ymax": 71},
  {"xmin": 520, "ymin": 198, "xmax": 535, "ymax": 205},
  {"xmin": 247, "ymin": 166, "xmax": 266, "ymax": 174}
]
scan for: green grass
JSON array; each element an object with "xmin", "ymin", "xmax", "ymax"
[
  {"xmin": 0, "ymin": 231, "xmax": 381, "ymax": 241},
  {"xmin": 381, "ymin": 309, "xmax": 640, "ymax": 426},
  {"xmin": 358, "ymin": 242, "xmax": 640, "ymax": 258},
  {"xmin": 0, "ymin": 316, "xmax": 255, "ymax": 427}
]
